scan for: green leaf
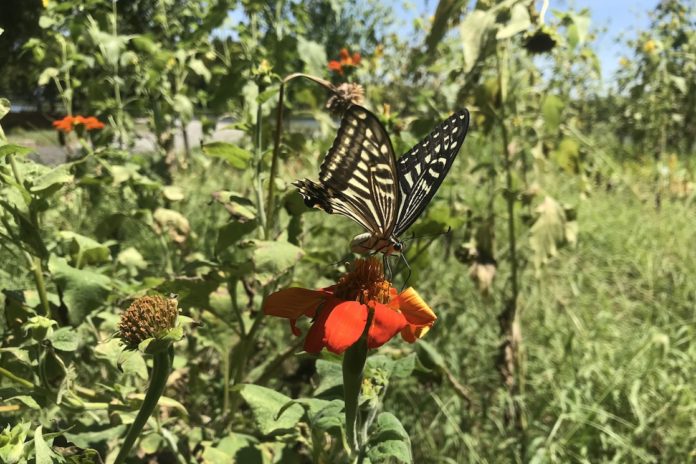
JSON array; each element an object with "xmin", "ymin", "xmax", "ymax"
[
  {"xmin": 172, "ymin": 94, "xmax": 193, "ymax": 122},
  {"xmin": 189, "ymin": 58, "xmax": 211, "ymax": 82},
  {"xmin": 212, "ymin": 191, "xmax": 257, "ymax": 220},
  {"xmin": 202, "ymin": 142, "xmax": 252, "ymax": 169},
  {"xmin": 250, "ymin": 240, "xmax": 304, "ymax": 286},
  {"xmin": 415, "ymin": 340, "xmax": 447, "ymax": 372},
  {"xmin": 48, "ymin": 256, "xmax": 111, "ymax": 324},
  {"xmin": 459, "ymin": 10, "xmax": 495, "ymax": 73},
  {"xmin": 0, "ymin": 422, "xmax": 30, "ymax": 463},
  {"xmin": 58, "ymin": 231, "xmax": 111, "ymax": 266},
  {"xmin": 49, "ymin": 326, "xmax": 80, "ymax": 351},
  {"xmin": 541, "ymin": 94, "xmax": 565, "ymax": 133},
  {"xmin": 34, "ymin": 426, "xmax": 57, "ymax": 464},
  {"xmin": 367, "ymin": 413, "xmax": 413, "ymax": 463},
  {"xmin": 118, "ymin": 349, "xmax": 148, "ymax": 379},
  {"xmin": 0, "ymin": 144, "xmax": 33, "ymax": 157},
  {"xmin": 30, "ymin": 164, "xmax": 74, "ymax": 196},
  {"xmin": 297, "ymin": 37, "xmax": 327, "ymax": 76},
  {"xmin": 0, "ymin": 98, "xmax": 9, "ymax": 120},
  {"xmin": 235, "ymin": 384, "xmax": 304, "ymax": 435},
  {"xmin": 38, "ymin": 67, "xmax": 59, "ymax": 86},
  {"xmin": 216, "ymin": 219, "xmax": 257, "ymax": 253},
  {"xmin": 496, "ymin": 3, "xmax": 531, "ymax": 39}
]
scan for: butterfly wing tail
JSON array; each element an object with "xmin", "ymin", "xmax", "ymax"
[{"xmin": 293, "ymin": 179, "xmax": 335, "ymax": 213}]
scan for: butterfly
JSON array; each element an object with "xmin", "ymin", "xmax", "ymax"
[{"xmin": 294, "ymin": 104, "xmax": 469, "ymax": 257}]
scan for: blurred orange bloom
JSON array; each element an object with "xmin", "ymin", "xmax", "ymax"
[
  {"xmin": 52, "ymin": 115, "xmax": 105, "ymax": 133},
  {"xmin": 263, "ymin": 258, "xmax": 436, "ymax": 354},
  {"xmin": 328, "ymin": 48, "xmax": 362, "ymax": 75}
]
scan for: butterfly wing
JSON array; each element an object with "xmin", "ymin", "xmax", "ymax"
[
  {"xmin": 394, "ymin": 109, "xmax": 470, "ymax": 237},
  {"xmin": 294, "ymin": 105, "xmax": 399, "ymax": 237}
]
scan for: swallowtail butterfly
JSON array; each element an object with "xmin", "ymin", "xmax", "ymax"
[{"xmin": 295, "ymin": 104, "xmax": 469, "ymax": 255}]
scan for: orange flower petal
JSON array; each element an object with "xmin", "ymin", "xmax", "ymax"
[
  {"xmin": 400, "ymin": 324, "xmax": 431, "ymax": 343},
  {"xmin": 393, "ymin": 287, "xmax": 436, "ymax": 326},
  {"xmin": 352, "ymin": 52, "xmax": 361, "ymax": 65},
  {"xmin": 367, "ymin": 302, "xmax": 407, "ymax": 349},
  {"xmin": 328, "ymin": 60, "xmax": 343, "ymax": 72},
  {"xmin": 263, "ymin": 287, "xmax": 328, "ymax": 320},
  {"xmin": 339, "ymin": 48, "xmax": 350, "ymax": 60},
  {"xmin": 320, "ymin": 301, "xmax": 368, "ymax": 354}
]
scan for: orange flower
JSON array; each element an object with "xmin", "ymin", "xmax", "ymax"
[
  {"xmin": 339, "ymin": 48, "xmax": 350, "ymax": 61},
  {"xmin": 52, "ymin": 115, "xmax": 105, "ymax": 133},
  {"xmin": 351, "ymin": 52, "xmax": 361, "ymax": 66},
  {"xmin": 52, "ymin": 116, "xmax": 74, "ymax": 133},
  {"xmin": 328, "ymin": 60, "xmax": 344, "ymax": 75},
  {"xmin": 263, "ymin": 258, "xmax": 436, "ymax": 354}
]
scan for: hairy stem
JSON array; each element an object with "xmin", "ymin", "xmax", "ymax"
[
  {"xmin": 265, "ymin": 82, "xmax": 286, "ymax": 236},
  {"xmin": 114, "ymin": 347, "xmax": 172, "ymax": 464}
]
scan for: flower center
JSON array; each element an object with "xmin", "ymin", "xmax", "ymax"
[{"xmin": 334, "ymin": 258, "xmax": 391, "ymax": 304}]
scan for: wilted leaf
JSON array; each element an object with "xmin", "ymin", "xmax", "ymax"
[
  {"xmin": 153, "ymin": 208, "xmax": 190, "ymax": 244},
  {"xmin": 496, "ymin": 3, "xmax": 531, "ymax": 39},
  {"xmin": 189, "ymin": 58, "xmax": 211, "ymax": 82},
  {"xmin": 459, "ymin": 10, "xmax": 495, "ymax": 73},
  {"xmin": 529, "ymin": 196, "xmax": 576, "ymax": 270},
  {"xmin": 236, "ymin": 384, "xmax": 304, "ymax": 435},
  {"xmin": 367, "ymin": 413, "xmax": 413, "ymax": 463},
  {"xmin": 468, "ymin": 261, "xmax": 496, "ymax": 296},
  {"xmin": 58, "ymin": 231, "xmax": 111, "ymax": 266},
  {"xmin": 202, "ymin": 142, "xmax": 252, "ymax": 169},
  {"xmin": 216, "ymin": 220, "xmax": 258, "ymax": 253}
]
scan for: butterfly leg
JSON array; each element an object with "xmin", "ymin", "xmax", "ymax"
[{"xmin": 383, "ymin": 254, "xmax": 394, "ymax": 281}]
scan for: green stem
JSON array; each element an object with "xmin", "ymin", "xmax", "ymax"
[
  {"xmin": 114, "ymin": 347, "xmax": 173, "ymax": 464},
  {"xmin": 0, "ymin": 366, "xmax": 34, "ymax": 389},
  {"xmin": 265, "ymin": 82, "xmax": 286, "ymax": 236},
  {"xmin": 343, "ymin": 337, "xmax": 368, "ymax": 454},
  {"xmin": 222, "ymin": 347, "xmax": 230, "ymax": 420},
  {"xmin": 254, "ymin": 100, "xmax": 267, "ymax": 237}
]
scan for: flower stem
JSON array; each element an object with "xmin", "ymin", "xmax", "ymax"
[
  {"xmin": 343, "ymin": 338, "xmax": 368, "ymax": 454},
  {"xmin": 114, "ymin": 347, "xmax": 173, "ymax": 464},
  {"xmin": 265, "ymin": 82, "xmax": 285, "ymax": 236}
]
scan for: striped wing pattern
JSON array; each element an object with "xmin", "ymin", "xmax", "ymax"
[
  {"xmin": 394, "ymin": 110, "xmax": 470, "ymax": 236},
  {"xmin": 294, "ymin": 105, "xmax": 399, "ymax": 236}
]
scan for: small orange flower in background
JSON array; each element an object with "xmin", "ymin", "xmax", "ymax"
[
  {"xmin": 263, "ymin": 258, "xmax": 436, "ymax": 354},
  {"xmin": 328, "ymin": 48, "xmax": 362, "ymax": 75},
  {"xmin": 52, "ymin": 115, "xmax": 105, "ymax": 133}
]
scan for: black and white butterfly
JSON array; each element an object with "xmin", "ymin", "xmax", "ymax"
[{"xmin": 294, "ymin": 104, "xmax": 469, "ymax": 257}]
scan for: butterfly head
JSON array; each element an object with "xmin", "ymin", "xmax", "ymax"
[{"xmin": 350, "ymin": 232, "xmax": 404, "ymax": 255}]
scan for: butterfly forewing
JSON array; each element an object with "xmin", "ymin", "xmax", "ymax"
[
  {"xmin": 295, "ymin": 105, "xmax": 399, "ymax": 236},
  {"xmin": 394, "ymin": 110, "xmax": 470, "ymax": 236}
]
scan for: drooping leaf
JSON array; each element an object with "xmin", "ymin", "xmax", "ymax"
[
  {"xmin": 202, "ymin": 142, "xmax": 252, "ymax": 169},
  {"xmin": 0, "ymin": 145, "xmax": 33, "ymax": 157},
  {"xmin": 235, "ymin": 384, "xmax": 304, "ymax": 435},
  {"xmin": 529, "ymin": 196, "xmax": 576, "ymax": 270},
  {"xmin": 496, "ymin": 3, "xmax": 531, "ymax": 39},
  {"xmin": 459, "ymin": 10, "xmax": 495, "ymax": 73},
  {"xmin": 216, "ymin": 219, "xmax": 258, "ymax": 253},
  {"xmin": 57, "ymin": 231, "xmax": 111, "ymax": 266},
  {"xmin": 541, "ymin": 94, "xmax": 565, "ymax": 133}
]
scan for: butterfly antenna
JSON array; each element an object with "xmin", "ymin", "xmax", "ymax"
[
  {"xmin": 402, "ymin": 226, "xmax": 452, "ymax": 243},
  {"xmin": 327, "ymin": 252, "xmax": 354, "ymax": 271}
]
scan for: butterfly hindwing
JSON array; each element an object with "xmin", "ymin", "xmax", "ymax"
[
  {"xmin": 294, "ymin": 105, "xmax": 399, "ymax": 236},
  {"xmin": 394, "ymin": 110, "xmax": 470, "ymax": 236}
]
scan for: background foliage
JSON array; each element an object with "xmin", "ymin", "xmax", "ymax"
[{"xmin": 1, "ymin": 0, "xmax": 696, "ymax": 462}]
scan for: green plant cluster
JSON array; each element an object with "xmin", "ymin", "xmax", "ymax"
[{"xmin": 1, "ymin": 0, "xmax": 696, "ymax": 463}]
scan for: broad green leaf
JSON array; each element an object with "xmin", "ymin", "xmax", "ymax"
[
  {"xmin": 496, "ymin": 3, "xmax": 531, "ymax": 39},
  {"xmin": 212, "ymin": 191, "xmax": 257, "ymax": 220},
  {"xmin": 236, "ymin": 384, "xmax": 304, "ymax": 435},
  {"xmin": 297, "ymin": 36, "xmax": 327, "ymax": 76},
  {"xmin": 49, "ymin": 326, "xmax": 80, "ymax": 351},
  {"xmin": 0, "ymin": 98, "xmax": 9, "ymax": 120},
  {"xmin": 58, "ymin": 231, "xmax": 111, "ymax": 266},
  {"xmin": 172, "ymin": 94, "xmax": 193, "ymax": 122},
  {"xmin": 30, "ymin": 164, "xmax": 74, "ymax": 196},
  {"xmin": 0, "ymin": 145, "xmax": 33, "ymax": 157},
  {"xmin": 118, "ymin": 349, "xmax": 148, "ymax": 379},
  {"xmin": 367, "ymin": 413, "xmax": 413, "ymax": 463},
  {"xmin": 216, "ymin": 219, "xmax": 257, "ymax": 253},
  {"xmin": 459, "ymin": 10, "xmax": 495, "ymax": 73},
  {"xmin": 250, "ymin": 240, "xmax": 304, "ymax": 286},
  {"xmin": 117, "ymin": 247, "xmax": 148, "ymax": 272},
  {"xmin": 551, "ymin": 137, "xmax": 580, "ymax": 173},
  {"xmin": 38, "ymin": 67, "xmax": 59, "ymax": 86},
  {"xmin": 189, "ymin": 58, "xmax": 211, "ymax": 82},
  {"xmin": 541, "ymin": 94, "xmax": 565, "ymax": 133},
  {"xmin": 34, "ymin": 426, "xmax": 56, "ymax": 464},
  {"xmin": 202, "ymin": 142, "xmax": 252, "ymax": 169},
  {"xmin": 415, "ymin": 340, "xmax": 447, "ymax": 371},
  {"xmin": 48, "ymin": 256, "xmax": 111, "ymax": 324},
  {"xmin": 315, "ymin": 358, "xmax": 343, "ymax": 397}
]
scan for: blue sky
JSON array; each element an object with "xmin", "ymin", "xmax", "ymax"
[{"xmin": 404, "ymin": 0, "xmax": 659, "ymax": 78}]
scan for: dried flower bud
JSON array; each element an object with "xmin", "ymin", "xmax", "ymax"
[
  {"xmin": 326, "ymin": 83, "xmax": 365, "ymax": 114},
  {"xmin": 523, "ymin": 26, "xmax": 558, "ymax": 54},
  {"xmin": 119, "ymin": 296, "xmax": 178, "ymax": 349}
]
